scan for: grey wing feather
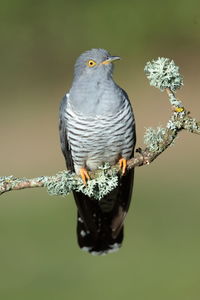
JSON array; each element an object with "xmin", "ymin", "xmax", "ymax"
[
  {"xmin": 122, "ymin": 87, "xmax": 136, "ymax": 151},
  {"xmin": 59, "ymin": 94, "xmax": 74, "ymax": 171}
]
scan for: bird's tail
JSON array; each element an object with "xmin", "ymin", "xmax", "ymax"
[
  {"xmin": 76, "ymin": 212, "xmax": 124, "ymax": 255},
  {"xmin": 73, "ymin": 169, "xmax": 134, "ymax": 255}
]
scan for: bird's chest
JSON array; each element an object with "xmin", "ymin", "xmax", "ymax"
[
  {"xmin": 66, "ymin": 105, "xmax": 127, "ymax": 166},
  {"xmin": 66, "ymin": 105, "xmax": 122, "ymax": 147}
]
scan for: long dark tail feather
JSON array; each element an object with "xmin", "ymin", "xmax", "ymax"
[
  {"xmin": 73, "ymin": 169, "xmax": 135, "ymax": 255},
  {"xmin": 76, "ymin": 212, "xmax": 124, "ymax": 255}
]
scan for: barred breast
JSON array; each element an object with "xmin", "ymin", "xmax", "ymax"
[{"xmin": 64, "ymin": 93, "xmax": 135, "ymax": 175}]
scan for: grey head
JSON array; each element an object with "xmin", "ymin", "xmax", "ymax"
[
  {"xmin": 73, "ymin": 48, "xmax": 120, "ymax": 81},
  {"xmin": 69, "ymin": 48, "xmax": 122, "ymax": 115}
]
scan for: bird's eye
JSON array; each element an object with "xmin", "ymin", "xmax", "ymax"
[{"xmin": 87, "ymin": 59, "xmax": 97, "ymax": 67}]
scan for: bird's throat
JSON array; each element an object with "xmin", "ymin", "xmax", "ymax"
[{"xmin": 69, "ymin": 77, "xmax": 122, "ymax": 116}]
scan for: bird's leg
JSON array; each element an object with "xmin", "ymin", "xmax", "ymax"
[
  {"xmin": 118, "ymin": 158, "xmax": 127, "ymax": 175},
  {"xmin": 79, "ymin": 168, "xmax": 90, "ymax": 185}
]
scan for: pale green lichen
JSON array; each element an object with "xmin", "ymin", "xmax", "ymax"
[
  {"xmin": 0, "ymin": 175, "xmax": 15, "ymax": 184},
  {"xmin": 184, "ymin": 118, "xmax": 200, "ymax": 133},
  {"xmin": 167, "ymin": 110, "xmax": 187, "ymax": 131},
  {"xmin": 44, "ymin": 164, "xmax": 119, "ymax": 201},
  {"xmin": 0, "ymin": 176, "xmax": 15, "ymax": 193},
  {"xmin": 166, "ymin": 119, "xmax": 177, "ymax": 131},
  {"xmin": 44, "ymin": 171, "xmax": 76, "ymax": 196},
  {"xmin": 144, "ymin": 127, "xmax": 167, "ymax": 152},
  {"xmin": 144, "ymin": 57, "xmax": 183, "ymax": 92},
  {"xmin": 0, "ymin": 175, "xmax": 25, "ymax": 189}
]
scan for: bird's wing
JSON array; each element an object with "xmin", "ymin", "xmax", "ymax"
[
  {"xmin": 121, "ymin": 87, "xmax": 136, "ymax": 161},
  {"xmin": 59, "ymin": 94, "xmax": 74, "ymax": 171},
  {"xmin": 109, "ymin": 88, "xmax": 136, "ymax": 238},
  {"xmin": 59, "ymin": 93, "xmax": 100, "ymax": 237}
]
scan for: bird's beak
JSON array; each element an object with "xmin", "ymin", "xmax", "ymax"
[{"xmin": 101, "ymin": 56, "xmax": 121, "ymax": 65}]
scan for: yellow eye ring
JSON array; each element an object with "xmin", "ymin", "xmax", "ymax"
[{"xmin": 87, "ymin": 59, "xmax": 97, "ymax": 67}]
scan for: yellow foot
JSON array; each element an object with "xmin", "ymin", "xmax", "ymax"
[
  {"xmin": 119, "ymin": 158, "xmax": 127, "ymax": 175},
  {"xmin": 79, "ymin": 168, "xmax": 90, "ymax": 185}
]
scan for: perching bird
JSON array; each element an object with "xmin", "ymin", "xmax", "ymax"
[{"xmin": 59, "ymin": 48, "xmax": 136, "ymax": 255}]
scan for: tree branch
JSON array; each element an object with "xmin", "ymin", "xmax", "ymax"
[
  {"xmin": 0, "ymin": 176, "xmax": 45, "ymax": 195},
  {"xmin": 0, "ymin": 57, "xmax": 199, "ymax": 200}
]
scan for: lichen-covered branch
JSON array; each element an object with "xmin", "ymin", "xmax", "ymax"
[
  {"xmin": 0, "ymin": 57, "xmax": 199, "ymax": 200},
  {"xmin": 0, "ymin": 176, "xmax": 45, "ymax": 195},
  {"xmin": 127, "ymin": 108, "xmax": 200, "ymax": 169},
  {"xmin": 0, "ymin": 166, "xmax": 120, "ymax": 200}
]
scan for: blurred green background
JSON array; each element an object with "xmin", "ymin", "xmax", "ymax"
[{"xmin": 0, "ymin": 0, "xmax": 200, "ymax": 299}]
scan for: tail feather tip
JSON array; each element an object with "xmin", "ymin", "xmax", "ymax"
[{"xmin": 81, "ymin": 243, "xmax": 121, "ymax": 256}]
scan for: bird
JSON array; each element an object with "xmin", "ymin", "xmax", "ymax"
[{"xmin": 59, "ymin": 48, "xmax": 136, "ymax": 255}]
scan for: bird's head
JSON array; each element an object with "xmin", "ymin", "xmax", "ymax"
[{"xmin": 73, "ymin": 48, "xmax": 120, "ymax": 80}]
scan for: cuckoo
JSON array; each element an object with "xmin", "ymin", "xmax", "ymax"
[{"xmin": 59, "ymin": 48, "xmax": 136, "ymax": 255}]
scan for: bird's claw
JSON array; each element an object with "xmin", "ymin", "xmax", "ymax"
[
  {"xmin": 119, "ymin": 158, "xmax": 127, "ymax": 175},
  {"xmin": 79, "ymin": 168, "xmax": 90, "ymax": 185}
]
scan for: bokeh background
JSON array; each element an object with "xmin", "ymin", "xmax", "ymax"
[{"xmin": 0, "ymin": 0, "xmax": 200, "ymax": 299}]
